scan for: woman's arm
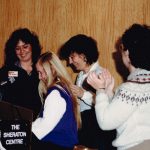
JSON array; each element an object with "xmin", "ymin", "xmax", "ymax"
[
  {"xmin": 32, "ymin": 89, "xmax": 66, "ymax": 139},
  {"xmin": 95, "ymin": 87, "xmax": 137, "ymax": 130},
  {"xmin": 87, "ymin": 70, "xmax": 137, "ymax": 130}
]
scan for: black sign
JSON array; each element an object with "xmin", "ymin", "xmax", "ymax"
[{"xmin": 0, "ymin": 120, "xmax": 31, "ymax": 150}]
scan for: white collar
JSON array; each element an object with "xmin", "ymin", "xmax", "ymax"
[
  {"xmin": 127, "ymin": 68, "xmax": 150, "ymax": 83},
  {"xmin": 80, "ymin": 61, "xmax": 101, "ymax": 76}
]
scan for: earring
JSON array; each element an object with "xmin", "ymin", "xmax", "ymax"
[{"xmin": 84, "ymin": 57, "xmax": 87, "ymax": 62}]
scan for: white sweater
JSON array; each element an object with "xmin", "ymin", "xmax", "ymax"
[{"xmin": 95, "ymin": 69, "xmax": 150, "ymax": 150}]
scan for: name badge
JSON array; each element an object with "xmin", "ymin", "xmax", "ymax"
[{"xmin": 8, "ymin": 71, "xmax": 18, "ymax": 77}]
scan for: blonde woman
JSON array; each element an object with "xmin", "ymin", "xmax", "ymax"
[{"xmin": 32, "ymin": 52, "xmax": 80, "ymax": 150}]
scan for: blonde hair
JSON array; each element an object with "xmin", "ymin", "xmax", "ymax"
[{"xmin": 37, "ymin": 51, "xmax": 81, "ymax": 128}]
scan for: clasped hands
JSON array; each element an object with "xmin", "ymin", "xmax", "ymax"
[{"xmin": 87, "ymin": 69, "xmax": 114, "ymax": 92}]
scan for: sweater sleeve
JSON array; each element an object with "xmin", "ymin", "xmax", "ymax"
[
  {"xmin": 95, "ymin": 85, "xmax": 138, "ymax": 130},
  {"xmin": 32, "ymin": 89, "xmax": 66, "ymax": 139}
]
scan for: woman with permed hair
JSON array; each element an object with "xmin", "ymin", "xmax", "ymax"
[
  {"xmin": 0, "ymin": 28, "xmax": 42, "ymax": 120},
  {"xmin": 58, "ymin": 34, "xmax": 116, "ymax": 149},
  {"xmin": 87, "ymin": 24, "xmax": 150, "ymax": 150}
]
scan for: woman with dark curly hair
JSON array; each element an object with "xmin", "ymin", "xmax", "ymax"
[
  {"xmin": 0, "ymin": 28, "xmax": 42, "ymax": 120},
  {"xmin": 58, "ymin": 34, "xmax": 116, "ymax": 150},
  {"xmin": 87, "ymin": 24, "xmax": 150, "ymax": 150}
]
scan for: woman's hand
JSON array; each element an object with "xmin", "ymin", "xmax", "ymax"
[
  {"xmin": 70, "ymin": 84, "xmax": 84, "ymax": 98},
  {"xmin": 102, "ymin": 69, "xmax": 114, "ymax": 92},
  {"xmin": 87, "ymin": 71, "xmax": 105, "ymax": 90},
  {"xmin": 87, "ymin": 69, "xmax": 114, "ymax": 91}
]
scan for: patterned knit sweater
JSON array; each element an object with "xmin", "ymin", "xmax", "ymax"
[{"xmin": 95, "ymin": 68, "xmax": 150, "ymax": 150}]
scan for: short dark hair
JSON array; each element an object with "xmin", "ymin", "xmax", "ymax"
[
  {"xmin": 58, "ymin": 34, "xmax": 99, "ymax": 65},
  {"xmin": 4, "ymin": 28, "xmax": 42, "ymax": 65},
  {"xmin": 121, "ymin": 23, "xmax": 150, "ymax": 70}
]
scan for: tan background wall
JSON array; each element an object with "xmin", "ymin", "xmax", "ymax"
[{"xmin": 0, "ymin": 0, "xmax": 150, "ymax": 87}]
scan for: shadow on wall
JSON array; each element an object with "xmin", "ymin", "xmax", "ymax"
[{"xmin": 112, "ymin": 38, "xmax": 129, "ymax": 82}]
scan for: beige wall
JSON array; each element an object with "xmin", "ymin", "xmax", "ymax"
[{"xmin": 0, "ymin": 0, "xmax": 150, "ymax": 87}]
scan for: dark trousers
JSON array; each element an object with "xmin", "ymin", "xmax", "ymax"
[{"xmin": 78, "ymin": 109, "xmax": 117, "ymax": 150}]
